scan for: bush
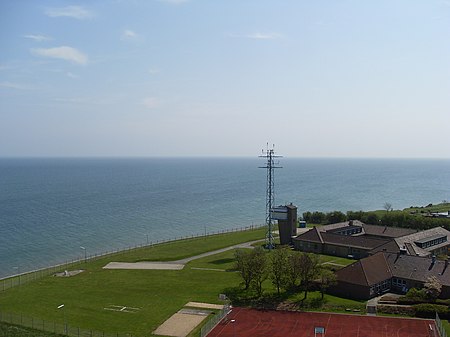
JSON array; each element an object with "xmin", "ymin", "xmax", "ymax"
[
  {"xmin": 436, "ymin": 298, "xmax": 450, "ymax": 305},
  {"xmin": 377, "ymin": 305, "xmax": 415, "ymax": 316},
  {"xmin": 413, "ymin": 304, "xmax": 449, "ymax": 319},
  {"xmin": 398, "ymin": 297, "xmax": 428, "ymax": 305}
]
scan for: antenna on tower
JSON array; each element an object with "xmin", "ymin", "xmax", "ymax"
[{"xmin": 259, "ymin": 144, "xmax": 282, "ymax": 250}]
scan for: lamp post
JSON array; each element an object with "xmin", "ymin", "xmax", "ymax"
[
  {"xmin": 80, "ymin": 246, "xmax": 86, "ymax": 263},
  {"xmin": 57, "ymin": 304, "xmax": 66, "ymax": 334}
]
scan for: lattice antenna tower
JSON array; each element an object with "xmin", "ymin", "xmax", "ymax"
[{"xmin": 259, "ymin": 144, "xmax": 282, "ymax": 249}]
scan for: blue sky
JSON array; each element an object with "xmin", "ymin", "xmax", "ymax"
[{"xmin": 1, "ymin": 0, "xmax": 450, "ymax": 158}]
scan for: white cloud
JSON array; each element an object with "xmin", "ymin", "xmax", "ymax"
[
  {"xmin": 0, "ymin": 82, "xmax": 28, "ymax": 90},
  {"xmin": 31, "ymin": 46, "xmax": 88, "ymax": 65},
  {"xmin": 67, "ymin": 72, "xmax": 79, "ymax": 79},
  {"xmin": 23, "ymin": 34, "xmax": 52, "ymax": 42},
  {"xmin": 158, "ymin": 0, "xmax": 189, "ymax": 4},
  {"xmin": 45, "ymin": 6, "xmax": 94, "ymax": 20},
  {"xmin": 121, "ymin": 29, "xmax": 138, "ymax": 40},
  {"xmin": 228, "ymin": 32, "xmax": 283, "ymax": 40},
  {"xmin": 148, "ymin": 68, "xmax": 161, "ymax": 75},
  {"xmin": 142, "ymin": 97, "xmax": 159, "ymax": 109},
  {"xmin": 245, "ymin": 33, "xmax": 283, "ymax": 40}
]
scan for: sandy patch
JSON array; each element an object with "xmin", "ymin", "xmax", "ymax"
[
  {"xmin": 103, "ymin": 262, "xmax": 184, "ymax": 270},
  {"xmin": 185, "ymin": 302, "xmax": 224, "ymax": 310},
  {"xmin": 153, "ymin": 311, "xmax": 209, "ymax": 337}
]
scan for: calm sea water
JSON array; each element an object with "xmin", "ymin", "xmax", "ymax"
[{"xmin": 1, "ymin": 157, "xmax": 449, "ymax": 278}]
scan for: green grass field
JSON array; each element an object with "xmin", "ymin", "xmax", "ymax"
[
  {"xmin": 0, "ymin": 228, "xmax": 358, "ymax": 337},
  {"xmin": 0, "ymin": 229, "xmax": 266, "ymax": 337}
]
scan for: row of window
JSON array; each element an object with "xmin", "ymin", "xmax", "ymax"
[
  {"xmin": 369, "ymin": 279, "xmax": 391, "ymax": 295},
  {"xmin": 334, "ymin": 227, "xmax": 362, "ymax": 236},
  {"xmin": 392, "ymin": 278, "xmax": 406, "ymax": 286},
  {"xmin": 415, "ymin": 236, "xmax": 447, "ymax": 249},
  {"xmin": 370, "ymin": 278, "xmax": 425, "ymax": 296}
]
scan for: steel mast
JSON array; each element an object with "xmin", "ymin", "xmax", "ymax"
[{"xmin": 259, "ymin": 144, "xmax": 282, "ymax": 249}]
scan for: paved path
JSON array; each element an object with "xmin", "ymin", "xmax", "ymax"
[{"xmin": 103, "ymin": 240, "xmax": 263, "ymax": 270}]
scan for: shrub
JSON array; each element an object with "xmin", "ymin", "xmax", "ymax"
[
  {"xmin": 377, "ymin": 305, "xmax": 415, "ymax": 316},
  {"xmin": 413, "ymin": 304, "xmax": 449, "ymax": 319}
]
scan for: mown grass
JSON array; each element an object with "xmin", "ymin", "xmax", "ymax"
[
  {"xmin": 0, "ymin": 228, "xmax": 265, "ymax": 337},
  {"xmin": 404, "ymin": 202, "xmax": 450, "ymax": 214},
  {"xmin": 0, "ymin": 322, "xmax": 64, "ymax": 337},
  {"xmin": 0, "ymin": 227, "xmax": 359, "ymax": 337}
]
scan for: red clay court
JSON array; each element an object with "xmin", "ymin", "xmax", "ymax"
[{"xmin": 208, "ymin": 307, "xmax": 438, "ymax": 337}]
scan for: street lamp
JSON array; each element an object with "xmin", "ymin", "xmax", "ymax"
[
  {"xmin": 80, "ymin": 246, "xmax": 87, "ymax": 263},
  {"xmin": 57, "ymin": 304, "xmax": 66, "ymax": 334}
]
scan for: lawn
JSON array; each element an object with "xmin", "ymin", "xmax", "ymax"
[
  {"xmin": 0, "ymin": 228, "xmax": 265, "ymax": 337},
  {"xmin": 0, "ymin": 227, "xmax": 360, "ymax": 337}
]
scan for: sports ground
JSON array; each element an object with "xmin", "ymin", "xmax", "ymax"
[{"xmin": 208, "ymin": 307, "xmax": 437, "ymax": 337}]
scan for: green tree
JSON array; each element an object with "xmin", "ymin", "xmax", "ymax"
[
  {"xmin": 287, "ymin": 251, "xmax": 302, "ymax": 288},
  {"xmin": 269, "ymin": 246, "xmax": 290, "ymax": 295},
  {"xmin": 249, "ymin": 247, "xmax": 268, "ymax": 297},
  {"xmin": 234, "ymin": 249, "xmax": 253, "ymax": 290},
  {"xmin": 318, "ymin": 267, "xmax": 336, "ymax": 299},
  {"xmin": 326, "ymin": 211, "xmax": 347, "ymax": 224},
  {"xmin": 298, "ymin": 253, "xmax": 320, "ymax": 300}
]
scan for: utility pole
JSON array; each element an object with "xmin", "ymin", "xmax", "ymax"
[{"xmin": 259, "ymin": 144, "xmax": 282, "ymax": 249}]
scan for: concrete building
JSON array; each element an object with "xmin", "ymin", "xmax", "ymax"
[{"xmin": 271, "ymin": 203, "xmax": 297, "ymax": 245}]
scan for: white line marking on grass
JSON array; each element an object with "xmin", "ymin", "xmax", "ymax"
[{"xmin": 103, "ymin": 305, "xmax": 141, "ymax": 313}]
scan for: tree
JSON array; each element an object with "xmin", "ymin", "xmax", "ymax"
[
  {"xmin": 318, "ymin": 267, "xmax": 336, "ymax": 299},
  {"xmin": 424, "ymin": 276, "xmax": 442, "ymax": 300},
  {"xmin": 287, "ymin": 251, "xmax": 303, "ymax": 288},
  {"xmin": 298, "ymin": 253, "xmax": 320, "ymax": 300},
  {"xmin": 249, "ymin": 247, "xmax": 268, "ymax": 297},
  {"xmin": 383, "ymin": 202, "xmax": 393, "ymax": 212},
  {"xmin": 326, "ymin": 211, "xmax": 347, "ymax": 224},
  {"xmin": 269, "ymin": 246, "xmax": 290, "ymax": 295},
  {"xmin": 234, "ymin": 249, "xmax": 253, "ymax": 290}
]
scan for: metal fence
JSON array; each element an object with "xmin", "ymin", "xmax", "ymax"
[
  {"xmin": 0, "ymin": 311, "xmax": 133, "ymax": 337},
  {"xmin": 200, "ymin": 305, "xmax": 231, "ymax": 337},
  {"xmin": 0, "ymin": 224, "xmax": 264, "ymax": 292},
  {"xmin": 435, "ymin": 312, "xmax": 448, "ymax": 337}
]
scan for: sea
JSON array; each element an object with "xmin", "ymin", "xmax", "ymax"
[{"xmin": 1, "ymin": 157, "xmax": 449, "ymax": 279}]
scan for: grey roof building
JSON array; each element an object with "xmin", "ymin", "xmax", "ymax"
[
  {"xmin": 330, "ymin": 252, "xmax": 450, "ymax": 300},
  {"xmin": 294, "ymin": 220, "xmax": 450, "ymax": 259}
]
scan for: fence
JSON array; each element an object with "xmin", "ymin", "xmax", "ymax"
[
  {"xmin": 435, "ymin": 312, "xmax": 448, "ymax": 337},
  {"xmin": 0, "ymin": 311, "xmax": 133, "ymax": 337},
  {"xmin": 1, "ymin": 224, "xmax": 265, "ymax": 292},
  {"xmin": 200, "ymin": 305, "xmax": 231, "ymax": 337}
]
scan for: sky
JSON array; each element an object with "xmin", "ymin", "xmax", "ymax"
[{"xmin": 1, "ymin": 0, "xmax": 450, "ymax": 158}]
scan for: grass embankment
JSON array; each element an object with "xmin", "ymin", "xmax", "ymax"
[
  {"xmin": 404, "ymin": 202, "xmax": 450, "ymax": 214},
  {"xmin": 0, "ymin": 228, "xmax": 359, "ymax": 337}
]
